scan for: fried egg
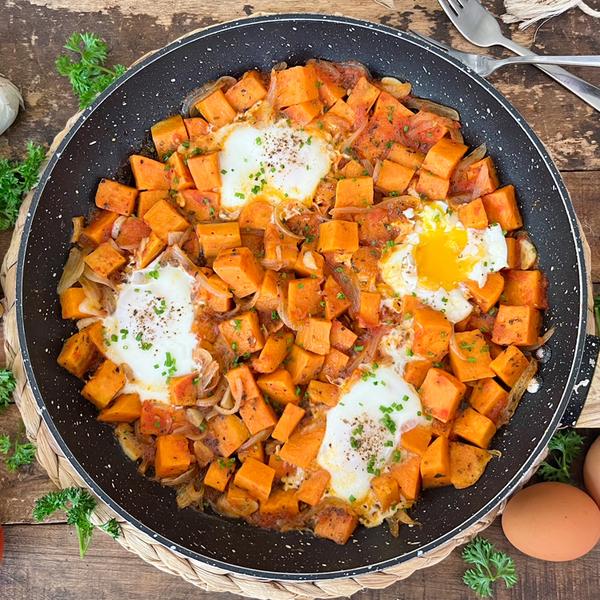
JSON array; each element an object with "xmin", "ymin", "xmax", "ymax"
[
  {"xmin": 380, "ymin": 201, "xmax": 507, "ymax": 323},
  {"xmin": 218, "ymin": 120, "xmax": 333, "ymax": 213},
  {"xmin": 317, "ymin": 365, "xmax": 423, "ymax": 525},
  {"xmin": 102, "ymin": 264, "xmax": 198, "ymax": 402}
]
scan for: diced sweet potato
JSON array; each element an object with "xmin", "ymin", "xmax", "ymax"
[
  {"xmin": 95, "ymin": 178, "xmax": 138, "ymax": 216},
  {"xmin": 58, "ymin": 330, "xmax": 98, "ymax": 378},
  {"xmin": 239, "ymin": 395, "xmax": 278, "ymax": 436},
  {"xmin": 371, "ymin": 474, "xmax": 400, "ymax": 511},
  {"xmin": 307, "ymin": 380, "xmax": 340, "ymax": 407},
  {"xmin": 218, "ymin": 310, "xmax": 265, "ymax": 354},
  {"xmin": 421, "ymin": 367, "xmax": 466, "ymax": 423},
  {"xmin": 491, "ymin": 305, "xmax": 541, "ymax": 346},
  {"xmin": 293, "ymin": 248, "xmax": 325, "ymax": 281},
  {"xmin": 139, "ymin": 400, "xmax": 172, "ymax": 436},
  {"xmin": 330, "ymin": 319, "xmax": 357, "ymax": 352},
  {"xmin": 450, "ymin": 442, "xmax": 493, "ymax": 489},
  {"xmin": 263, "ymin": 223, "xmax": 299, "ymax": 269},
  {"xmin": 60, "ymin": 287, "xmax": 92, "ymax": 320},
  {"xmin": 403, "ymin": 359, "xmax": 433, "ymax": 389},
  {"xmin": 296, "ymin": 317, "xmax": 332, "ymax": 355},
  {"xmin": 196, "ymin": 88, "xmax": 237, "ymax": 127},
  {"xmin": 151, "ymin": 114, "xmax": 189, "ymax": 160},
  {"xmin": 203, "ymin": 274, "xmax": 233, "ymax": 313},
  {"xmin": 355, "ymin": 291, "xmax": 380, "ymax": 328},
  {"xmin": 225, "ymin": 71, "xmax": 267, "ymax": 112},
  {"xmin": 138, "ymin": 190, "xmax": 169, "ymax": 218},
  {"xmin": 375, "ymin": 160, "xmax": 414, "ymax": 195},
  {"xmin": 465, "ymin": 272, "xmax": 505, "ymax": 314},
  {"xmin": 458, "ymin": 198, "xmax": 488, "ymax": 230},
  {"xmin": 288, "ymin": 277, "xmax": 322, "ymax": 322},
  {"xmin": 257, "ymin": 370, "xmax": 298, "ymax": 405},
  {"xmin": 297, "ymin": 469, "xmax": 331, "ymax": 506},
  {"xmin": 138, "ymin": 232, "xmax": 166, "ymax": 268},
  {"xmin": 390, "ymin": 454, "xmax": 422, "ymax": 500},
  {"xmin": 196, "ymin": 222, "xmax": 241, "ymax": 258},
  {"xmin": 279, "ymin": 423, "xmax": 326, "ymax": 469},
  {"xmin": 155, "ymin": 433, "xmax": 192, "ymax": 478},
  {"xmin": 452, "ymin": 408, "xmax": 496, "ymax": 449},
  {"xmin": 347, "ymin": 76, "xmax": 381, "ymax": 122},
  {"xmin": 213, "ymin": 246, "xmax": 264, "ymax": 298},
  {"xmin": 415, "ymin": 171, "xmax": 450, "ymax": 201},
  {"xmin": 143, "ymin": 199, "xmax": 189, "ymax": 243},
  {"xmin": 323, "ymin": 276, "xmax": 352, "ymax": 320},
  {"xmin": 204, "ymin": 458, "xmax": 236, "ymax": 492},
  {"xmin": 501, "ymin": 270, "xmax": 548, "ymax": 309},
  {"xmin": 505, "ymin": 237, "xmax": 520, "ymax": 269},
  {"xmin": 234, "ymin": 457, "xmax": 275, "ymax": 502},
  {"xmin": 276, "ymin": 65, "xmax": 319, "ymax": 108},
  {"xmin": 401, "ymin": 295, "xmax": 424, "ymax": 319},
  {"xmin": 318, "ymin": 348, "xmax": 349, "ymax": 383},
  {"xmin": 79, "ymin": 210, "xmax": 120, "ymax": 248},
  {"xmin": 84, "ymin": 242, "xmax": 126, "ymax": 278},
  {"xmin": 470, "ymin": 378, "xmax": 509, "ymax": 425},
  {"xmin": 252, "ymin": 331, "xmax": 294, "ymax": 374},
  {"xmin": 115, "ymin": 216, "xmax": 152, "ymax": 249},
  {"xmin": 177, "ymin": 189, "xmax": 221, "ymax": 224},
  {"xmin": 187, "ymin": 152, "xmax": 221, "ymax": 191},
  {"xmin": 401, "ymin": 424, "xmax": 432, "ymax": 457},
  {"xmin": 422, "ymin": 137, "xmax": 468, "ymax": 179},
  {"xmin": 169, "ymin": 373, "xmax": 199, "ymax": 406},
  {"xmin": 283, "ymin": 99, "xmax": 323, "ymax": 126},
  {"xmin": 318, "ymin": 80, "xmax": 346, "ymax": 106},
  {"xmin": 272, "ymin": 403, "xmax": 306, "ymax": 443},
  {"xmin": 326, "ymin": 98, "xmax": 356, "ymax": 124},
  {"xmin": 482, "ymin": 185, "xmax": 522, "ymax": 231},
  {"xmin": 412, "ymin": 307, "xmax": 452, "ymax": 362},
  {"xmin": 260, "ymin": 488, "xmax": 300, "ymax": 516},
  {"xmin": 268, "ymin": 452, "xmax": 297, "ymax": 479},
  {"xmin": 167, "ymin": 152, "xmax": 195, "ymax": 191},
  {"xmin": 225, "ymin": 364, "xmax": 260, "ymax": 403},
  {"xmin": 238, "ymin": 441, "xmax": 265, "ymax": 464},
  {"xmin": 238, "ymin": 200, "xmax": 273, "ymax": 231},
  {"xmin": 431, "ymin": 417, "xmax": 455, "ymax": 440},
  {"xmin": 335, "ymin": 176, "xmax": 374, "ymax": 209},
  {"xmin": 81, "ymin": 360, "xmax": 126, "ymax": 409},
  {"xmin": 130, "ymin": 155, "xmax": 170, "ymax": 191},
  {"xmin": 490, "ymin": 344, "xmax": 530, "ymax": 387},
  {"xmin": 285, "ymin": 344, "xmax": 325, "ymax": 385},
  {"xmin": 449, "ymin": 330, "xmax": 495, "ymax": 382},
  {"xmin": 317, "ymin": 220, "xmax": 359, "ymax": 254},
  {"xmin": 314, "ymin": 504, "xmax": 358, "ymax": 545},
  {"xmin": 421, "ymin": 435, "xmax": 452, "ymax": 488},
  {"xmin": 388, "ymin": 142, "xmax": 425, "ymax": 170},
  {"xmin": 184, "ymin": 117, "xmax": 211, "ymax": 140},
  {"xmin": 210, "ymin": 414, "xmax": 250, "ymax": 457}
]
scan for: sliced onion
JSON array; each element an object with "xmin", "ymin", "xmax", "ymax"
[
  {"xmin": 185, "ymin": 408, "xmax": 205, "ymax": 429},
  {"xmin": 372, "ymin": 159, "xmax": 382, "ymax": 184},
  {"xmin": 345, "ymin": 327, "xmax": 386, "ymax": 374},
  {"xmin": 324, "ymin": 256, "xmax": 361, "ymax": 315},
  {"xmin": 402, "ymin": 96, "xmax": 460, "ymax": 121},
  {"xmin": 76, "ymin": 317, "xmax": 99, "ymax": 330},
  {"xmin": 252, "ymin": 69, "xmax": 277, "ymax": 125},
  {"xmin": 182, "ymin": 76, "xmax": 237, "ymax": 118},
  {"xmin": 471, "ymin": 160, "xmax": 490, "ymax": 201},
  {"xmin": 167, "ymin": 230, "xmax": 185, "ymax": 246},
  {"xmin": 176, "ymin": 479, "xmax": 205, "ymax": 508},
  {"xmin": 240, "ymin": 427, "xmax": 274, "ymax": 452},
  {"xmin": 451, "ymin": 143, "xmax": 487, "ymax": 190},
  {"xmin": 274, "ymin": 202, "xmax": 306, "ymax": 241},
  {"xmin": 214, "ymin": 387, "xmax": 242, "ymax": 416},
  {"xmin": 83, "ymin": 264, "xmax": 116, "ymax": 290},
  {"xmin": 330, "ymin": 206, "xmax": 372, "ymax": 217},
  {"xmin": 197, "ymin": 376, "xmax": 227, "ymax": 407},
  {"xmin": 361, "ymin": 158, "xmax": 374, "ymax": 176},
  {"xmin": 100, "ymin": 286, "xmax": 117, "ymax": 316},
  {"xmin": 121, "ymin": 362, "xmax": 134, "ymax": 380},
  {"xmin": 380, "ymin": 77, "xmax": 412, "ymax": 100},
  {"xmin": 111, "ymin": 215, "xmax": 127, "ymax": 240},
  {"xmin": 216, "ymin": 494, "xmax": 259, "ymax": 518},
  {"xmin": 72, "ymin": 216, "xmax": 85, "ymax": 244},
  {"xmin": 276, "ymin": 279, "xmax": 297, "ymax": 330},
  {"xmin": 341, "ymin": 119, "xmax": 368, "ymax": 153},
  {"xmin": 521, "ymin": 326, "xmax": 556, "ymax": 352},
  {"xmin": 449, "ymin": 327, "xmax": 470, "ymax": 362},
  {"xmin": 57, "ymin": 247, "xmax": 85, "ymax": 293},
  {"xmin": 160, "ymin": 465, "xmax": 198, "ymax": 487},
  {"xmin": 497, "ymin": 358, "xmax": 538, "ymax": 428}
]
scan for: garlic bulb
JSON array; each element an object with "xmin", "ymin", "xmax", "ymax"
[{"xmin": 0, "ymin": 76, "xmax": 24, "ymax": 136}]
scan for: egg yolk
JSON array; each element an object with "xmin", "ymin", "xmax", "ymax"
[{"xmin": 415, "ymin": 225, "xmax": 476, "ymax": 291}]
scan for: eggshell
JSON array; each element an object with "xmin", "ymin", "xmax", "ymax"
[
  {"xmin": 502, "ymin": 482, "xmax": 600, "ymax": 561},
  {"xmin": 584, "ymin": 436, "xmax": 600, "ymax": 507}
]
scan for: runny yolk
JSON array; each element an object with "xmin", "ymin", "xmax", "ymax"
[{"xmin": 414, "ymin": 226, "xmax": 476, "ymax": 291}]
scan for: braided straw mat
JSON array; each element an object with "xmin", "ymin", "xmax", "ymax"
[{"xmin": 1, "ymin": 18, "xmax": 571, "ymax": 599}]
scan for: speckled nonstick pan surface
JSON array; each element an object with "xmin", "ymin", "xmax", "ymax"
[{"xmin": 16, "ymin": 14, "xmax": 588, "ymax": 580}]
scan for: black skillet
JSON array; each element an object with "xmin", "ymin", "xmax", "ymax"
[{"xmin": 16, "ymin": 13, "xmax": 597, "ymax": 580}]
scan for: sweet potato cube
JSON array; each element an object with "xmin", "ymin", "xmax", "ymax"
[
  {"xmin": 81, "ymin": 360, "xmax": 126, "ymax": 409},
  {"xmin": 210, "ymin": 414, "xmax": 250, "ymax": 458},
  {"xmin": 193, "ymin": 441, "xmax": 215, "ymax": 467},
  {"xmin": 130, "ymin": 155, "xmax": 170, "ymax": 191},
  {"xmin": 98, "ymin": 393, "xmax": 142, "ymax": 423},
  {"xmin": 204, "ymin": 458, "xmax": 236, "ymax": 492},
  {"xmin": 234, "ymin": 457, "xmax": 275, "ymax": 502},
  {"xmin": 465, "ymin": 272, "xmax": 505, "ymax": 314},
  {"xmin": 330, "ymin": 320, "xmax": 357, "ymax": 353},
  {"xmin": 412, "ymin": 307, "xmax": 452, "ymax": 362},
  {"xmin": 314, "ymin": 504, "xmax": 358, "ymax": 545},
  {"xmin": 318, "ymin": 80, "xmax": 346, "ymax": 106},
  {"xmin": 196, "ymin": 88, "xmax": 236, "ymax": 127},
  {"xmin": 252, "ymin": 331, "xmax": 294, "ymax": 374},
  {"xmin": 375, "ymin": 160, "xmax": 414, "ymax": 195},
  {"xmin": 238, "ymin": 200, "xmax": 273, "ymax": 231},
  {"xmin": 138, "ymin": 190, "xmax": 169, "ymax": 218},
  {"xmin": 421, "ymin": 367, "xmax": 466, "ymax": 423},
  {"xmin": 450, "ymin": 442, "xmax": 493, "ymax": 489},
  {"xmin": 327, "ymin": 98, "xmax": 356, "ymax": 123},
  {"xmin": 449, "ymin": 330, "xmax": 495, "ymax": 382},
  {"xmin": 317, "ymin": 220, "xmax": 359, "ymax": 254},
  {"xmin": 80, "ymin": 210, "xmax": 120, "ymax": 248},
  {"xmin": 341, "ymin": 160, "xmax": 364, "ymax": 178},
  {"xmin": 401, "ymin": 424, "xmax": 433, "ymax": 457},
  {"xmin": 400, "ymin": 295, "xmax": 424, "ymax": 319},
  {"xmin": 297, "ymin": 469, "xmax": 331, "ymax": 506},
  {"xmin": 286, "ymin": 344, "xmax": 325, "ymax": 385},
  {"xmin": 279, "ymin": 423, "xmax": 326, "ymax": 469},
  {"xmin": 169, "ymin": 373, "xmax": 199, "ymax": 407},
  {"xmin": 390, "ymin": 454, "xmax": 422, "ymax": 501},
  {"xmin": 187, "ymin": 152, "xmax": 221, "ymax": 191},
  {"xmin": 347, "ymin": 76, "xmax": 381, "ymax": 117},
  {"xmin": 452, "ymin": 408, "xmax": 496, "ymax": 449},
  {"xmin": 260, "ymin": 488, "xmax": 300, "ymax": 516},
  {"xmin": 115, "ymin": 216, "xmax": 152, "ymax": 250},
  {"xmin": 257, "ymin": 370, "xmax": 298, "ymax": 405},
  {"xmin": 501, "ymin": 270, "xmax": 548, "ymax": 309},
  {"xmin": 219, "ymin": 310, "xmax": 265, "ymax": 354},
  {"xmin": 268, "ymin": 452, "xmax": 296, "ymax": 479},
  {"xmin": 254, "ymin": 271, "xmax": 280, "ymax": 313},
  {"xmin": 422, "ymin": 137, "xmax": 468, "ymax": 179},
  {"xmin": 143, "ymin": 199, "xmax": 189, "ymax": 243},
  {"xmin": 470, "ymin": 378, "xmax": 509, "ymax": 425},
  {"xmin": 482, "ymin": 185, "xmax": 522, "ymax": 231},
  {"xmin": 225, "ymin": 364, "xmax": 260, "ymax": 403},
  {"xmin": 276, "ymin": 65, "xmax": 319, "ymax": 108},
  {"xmin": 431, "ymin": 418, "xmax": 455, "ymax": 440},
  {"xmin": 239, "ymin": 395, "xmax": 278, "ymax": 436},
  {"xmin": 323, "ymin": 276, "xmax": 352, "ymax": 320},
  {"xmin": 421, "ymin": 435, "xmax": 452, "ymax": 488},
  {"xmin": 283, "ymin": 99, "xmax": 323, "ymax": 126},
  {"xmin": 213, "ymin": 246, "xmax": 264, "ymax": 298},
  {"xmin": 264, "ymin": 223, "xmax": 299, "ymax": 269},
  {"xmin": 272, "ymin": 403, "xmax": 306, "ymax": 443},
  {"xmin": 288, "ymin": 277, "xmax": 322, "ymax": 322},
  {"xmin": 167, "ymin": 152, "xmax": 195, "ymax": 191},
  {"xmin": 296, "ymin": 318, "xmax": 331, "ymax": 356},
  {"xmin": 293, "ymin": 248, "xmax": 325, "ymax": 280},
  {"xmin": 204, "ymin": 274, "xmax": 233, "ymax": 313},
  {"xmin": 60, "ymin": 287, "xmax": 92, "ymax": 320},
  {"xmin": 238, "ymin": 441, "xmax": 265, "ymax": 464},
  {"xmin": 355, "ymin": 291, "xmax": 381, "ymax": 328},
  {"xmin": 335, "ymin": 176, "xmax": 374, "ymax": 209},
  {"xmin": 403, "ymin": 359, "xmax": 433, "ymax": 389},
  {"xmin": 371, "ymin": 474, "xmax": 400, "ymax": 511},
  {"xmin": 184, "ymin": 117, "xmax": 211, "ymax": 140},
  {"xmin": 95, "ymin": 178, "xmax": 138, "ymax": 216},
  {"xmin": 139, "ymin": 400, "xmax": 172, "ymax": 436},
  {"xmin": 505, "ymin": 237, "xmax": 520, "ymax": 269},
  {"xmin": 318, "ymin": 348, "xmax": 349, "ymax": 383},
  {"xmin": 225, "ymin": 71, "xmax": 267, "ymax": 112},
  {"xmin": 82, "ymin": 321, "xmax": 107, "ymax": 357},
  {"xmin": 155, "ymin": 433, "xmax": 192, "ymax": 478},
  {"xmin": 458, "ymin": 198, "xmax": 488, "ymax": 230},
  {"xmin": 196, "ymin": 222, "xmax": 241, "ymax": 258},
  {"xmin": 139, "ymin": 232, "xmax": 166, "ymax": 268},
  {"xmin": 151, "ymin": 114, "xmax": 189, "ymax": 160},
  {"xmin": 84, "ymin": 242, "xmax": 126, "ymax": 278},
  {"xmin": 58, "ymin": 330, "xmax": 98, "ymax": 378},
  {"xmin": 307, "ymin": 380, "xmax": 340, "ymax": 407},
  {"xmin": 492, "ymin": 305, "xmax": 541, "ymax": 346},
  {"xmin": 388, "ymin": 142, "xmax": 425, "ymax": 170},
  {"xmin": 490, "ymin": 345, "xmax": 530, "ymax": 387},
  {"xmin": 415, "ymin": 171, "xmax": 450, "ymax": 201}
]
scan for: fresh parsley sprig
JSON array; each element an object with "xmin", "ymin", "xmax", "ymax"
[
  {"xmin": 0, "ymin": 420, "xmax": 36, "ymax": 471},
  {"xmin": 0, "ymin": 368, "xmax": 16, "ymax": 412},
  {"xmin": 462, "ymin": 537, "xmax": 518, "ymax": 598},
  {"xmin": 33, "ymin": 487, "xmax": 120, "ymax": 557},
  {"xmin": 537, "ymin": 429, "xmax": 584, "ymax": 484},
  {"xmin": 56, "ymin": 32, "xmax": 126, "ymax": 110},
  {"xmin": 0, "ymin": 143, "xmax": 46, "ymax": 230}
]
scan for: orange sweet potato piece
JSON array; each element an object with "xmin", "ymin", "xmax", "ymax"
[
  {"xmin": 81, "ymin": 360, "xmax": 126, "ymax": 409},
  {"xmin": 297, "ymin": 469, "xmax": 331, "ymax": 506},
  {"xmin": 260, "ymin": 488, "xmax": 300, "ymax": 516},
  {"xmin": 318, "ymin": 348, "xmax": 349, "ymax": 383},
  {"xmin": 225, "ymin": 364, "xmax": 260, "ymax": 403},
  {"xmin": 225, "ymin": 71, "xmax": 267, "ymax": 112},
  {"xmin": 58, "ymin": 330, "xmax": 98, "ymax": 378},
  {"xmin": 115, "ymin": 216, "xmax": 152, "ymax": 249},
  {"xmin": 193, "ymin": 441, "xmax": 215, "ymax": 468},
  {"xmin": 279, "ymin": 423, "xmax": 326, "ymax": 470},
  {"xmin": 276, "ymin": 65, "xmax": 319, "ymax": 108},
  {"xmin": 213, "ymin": 246, "xmax": 264, "ymax": 298},
  {"xmin": 401, "ymin": 424, "xmax": 433, "ymax": 457},
  {"xmin": 238, "ymin": 200, "xmax": 273, "ymax": 231},
  {"xmin": 272, "ymin": 403, "xmax": 306, "ymax": 443},
  {"xmin": 458, "ymin": 198, "xmax": 488, "ymax": 230},
  {"xmin": 317, "ymin": 220, "xmax": 359, "ymax": 254},
  {"xmin": 323, "ymin": 276, "xmax": 352, "ymax": 320},
  {"xmin": 187, "ymin": 152, "xmax": 221, "ymax": 191},
  {"xmin": 234, "ymin": 457, "xmax": 275, "ymax": 502},
  {"xmin": 341, "ymin": 160, "xmax": 365, "ymax": 178},
  {"xmin": 167, "ymin": 151, "xmax": 195, "ymax": 191},
  {"xmin": 238, "ymin": 441, "xmax": 265, "ymax": 464},
  {"xmin": 505, "ymin": 237, "xmax": 520, "ymax": 269},
  {"xmin": 263, "ymin": 223, "xmax": 299, "ymax": 269},
  {"xmin": 330, "ymin": 319, "xmax": 357, "ymax": 352},
  {"xmin": 492, "ymin": 305, "xmax": 541, "ymax": 346},
  {"xmin": 138, "ymin": 190, "xmax": 169, "ymax": 218},
  {"xmin": 143, "ymin": 199, "xmax": 189, "ymax": 243},
  {"xmin": 388, "ymin": 142, "xmax": 425, "ymax": 170},
  {"xmin": 326, "ymin": 98, "xmax": 356, "ymax": 125},
  {"xmin": 346, "ymin": 76, "xmax": 381, "ymax": 122},
  {"xmin": 355, "ymin": 291, "xmax": 381, "ymax": 328},
  {"xmin": 375, "ymin": 160, "xmax": 414, "ymax": 195},
  {"xmin": 80, "ymin": 210, "xmax": 120, "ymax": 248},
  {"xmin": 390, "ymin": 453, "xmax": 422, "ymax": 501},
  {"xmin": 465, "ymin": 272, "xmax": 505, "ymax": 314},
  {"xmin": 196, "ymin": 222, "xmax": 241, "ymax": 258},
  {"xmin": 283, "ymin": 99, "xmax": 323, "ymax": 126},
  {"xmin": 239, "ymin": 395, "xmax": 278, "ymax": 436},
  {"xmin": 318, "ymin": 80, "xmax": 346, "ymax": 106},
  {"xmin": 296, "ymin": 318, "xmax": 331, "ymax": 356},
  {"xmin": 470, "ymin": 378, "xmax": 509, "ymax": 425},
  {"xmin": 203, "ymin": 274, "xmax": 233, "ymax": 313},
  {"xmin": 400, "ymin": 295, "xmax": 424, "ymax": 319},
  {"xmin": 421, "ymin": 435, "xmax": 452, "ymax": 488},
  {"xmin": 335, "ymin": 176, "xmax": 374, "ymax": 209},
  {"xmin": 178, "ymin": 189, "xmax": 220, "ymax": 223},
  {"xmin": 288, "ymin": 277, "xmax": 322, "ymax": 322},
  {"xmin": 371, "ymin": 474, "xmax": 400, "ymax": 511},
  {"xmin": 139, "ymin": 400, "xmax": 172, "ymax": 436},
  {"xmin": 421, "ymin": 367, "xmax": 466, "ymax": 423},
  {"xmin": 60, "ymin": 287, "xmax": 92, "ymax": 320},
  {"xmin": 130, "ymin": 155, "xmax": 170, "ymax": 191},
  {"xmin": 501, "ymin": 270, "xmax": 549, "ymax": 309},
  {"xmin": 314, "ymin": 503, "xmax": 358, "ymax": 545},
  {"xmin": 257, "ymin": 370, "xmax": 298, "ymax": 405},
  {"xmin": 169, "ymin": 373, "xmax": 199, "ymax": 406},
  {"xmin": 286, "ymin": 344, "xmax": 325, "ymax": 385},
  {"xmin": 268, "ymin": 452, "xmax": 296, "ymax": 479},
  {"xmin": 403, "ymin": 359, "xmax": 433, "ymax": 389},
  {"xmin": 155, "ymin": 433, "xmax": 192, "ymax": 478},
  {"xmin": 293, "ymin": 248, "xmax": 325, "ymax": 281},
  {"xmin": 98, "ymin": 392, "xmax": 142, "ymax": 423},
  {"xmin": 218, "ymin": 310, "xmax": 265, "ymax": 354},
  {"xmin": 151, "ymin": 114, "xmax": 189, "ymax": 160},
  {"xmin": 449, "ymin": 330, "xmax": 495, "ymax": 382},
  {"xmin": 184, "ymin": 117, "xmax": 211, "ymax": 140},
  {"xmin": 204, "ymin": 458, "xmax": 236, "ymax": 492},
  {"xmin": 307, "ymin": 380, "xmax": 340, "ymax": 407},
  {"xmin": 452, "ymin": 408, "xmax": 496, "ymax": 449},
  {"xmin": 84, "ymin": 242, "xmax": 126, "ymax": 278},
  {"xmin": 412, "ymin": 307, "xmax": 452, "ymax": 362},
  {"xmin": 415, "ymin": 170, "xmax": 450, "ymax": 201},
  {"xmin": 422, "ymin": 137, "xmax": 468, "ymax": 179},
  {"xmin": 210, "ymin": 414, "xmax": 250, "ymax": 457},
  {"xmin": 95, "ymin": 178, "xmax": 138, "ymax": 216},
  {"xmin": 450, "ymin": 442, "xmax": 493, "ymax": 489},
  {"xmin": 252, "ymin": 331, "xmax": 294, "ymax": 374},
  {"xmin": 490, "ymin": 344, "xmax": 530, "ymax": 387},
  {"xmin": 482, "ymin": 185, "xmax": 522, "ymax": 231},
  {"xmin": 196, "ymin": 88, "xmax": 237, "ymax": 127},
  {"xmin": 138, "ymin": 232, "xmax": 166, "ymax": 268}
]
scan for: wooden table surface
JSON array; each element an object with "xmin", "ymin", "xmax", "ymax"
[{"xmin": 1, "ymin": 0, "xmax": 600, "ymax": 598}]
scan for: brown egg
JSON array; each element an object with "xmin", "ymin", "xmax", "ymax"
[
  {"xmin": 502, "ymin": 482, "xmax": 600, "ymax": 561},
  {"xmin": 584, "ymin": 436, "xmax": 600, "ymax": 507}
]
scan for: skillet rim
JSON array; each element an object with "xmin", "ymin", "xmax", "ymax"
[{"xmin": 15, "ymin": 12, "xmax": 588, "ymax": 581}]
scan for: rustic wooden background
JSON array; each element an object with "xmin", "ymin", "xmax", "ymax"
[{"xmin": 1, "ymin": 0, "xmax": 600, "ymax": 598}]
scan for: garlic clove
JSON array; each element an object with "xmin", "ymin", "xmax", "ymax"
[{"xmin": 0, "ymin": 75, "xmax": 24, "ymax": 136}]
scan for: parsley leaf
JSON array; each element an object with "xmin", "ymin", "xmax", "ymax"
[
  {"xmin": 0, "ymin": 368, "xmax": 16, "ymax": 412},
  {"xmin": 0, "ymin": 420, "xmax": 36, "ymax": 472},
  {"xmin": 56, "ymin": 32, "xmax": 126, "ymax": 109},
  {"xmin": 537, "ymin": 429, "xmax": 584, "ymax": 484},
  {"xmin": 462, "ymin": 537, "xmax": 517, "ymax": 597}
]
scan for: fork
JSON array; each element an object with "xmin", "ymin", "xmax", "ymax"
[
  {"xmin": 410, "ymin": 30, "xmax": 600, "ymax": 78},
  {"xmin": 437, "ymin": 0, "xmax": 600, "ymax": 112}
]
